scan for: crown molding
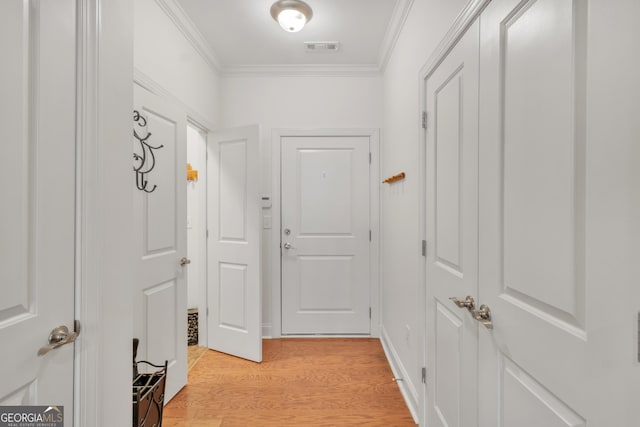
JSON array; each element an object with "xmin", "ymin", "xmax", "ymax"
[
  {"xmin": 156, "ymin": 0, "xmax": 407, "ymax": 78},
  {"xmin": 134, "ymin": 67, "xmax": 217, "ymax": 131},
  {"xmin": 221, "ymin": 64, "xmax": 382, "ymax": 78},
  {"xmin": 154, "ymin": 0, "xmax": 222, "ymax": 73},
  {"xmin": 377, "ymin": 0, "xmax": 414, "ymax": 72}
]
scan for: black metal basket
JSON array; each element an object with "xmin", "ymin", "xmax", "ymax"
[{"xmin": 132, "ymin": 360, "xmax": 167, "ymax": 427}]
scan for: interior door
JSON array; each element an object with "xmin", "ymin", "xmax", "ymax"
[
  {"xmin": 207, "ymin": 125, "xmax": 262, "ymax": 362},
  {"xmin": 425, "ymin": 21, "xmax": 480, "ymax": 427},
  {"xmin": 133, "ymin": 85, "xmax": 188, "ymax": 402},
  {"xmin": 0, "ymin": 0, "xmax": 76, "ymax": 416},
  {"xmin": 478, "ymin": 0, "xmax": 633, "ymax": 424},
  {"xmin": 281, "ymin": 135, "xmax": 371, "ymax": 335}
]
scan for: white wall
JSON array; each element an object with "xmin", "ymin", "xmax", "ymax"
[
  {"xmin": 220, "ymin": 75, "xmax": 383, "ymax": 336},
  {"xmin": 134, "ymin": 0, "xmax": 221, "ymax": 128},
  {"xmin": 380, "ymin": 0, "xmax": 470, "ymax": 415}
]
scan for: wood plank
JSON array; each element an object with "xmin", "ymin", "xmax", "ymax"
[{"xmin": 163, "ymin": 338, "xmax": 416, "ymax": 426}]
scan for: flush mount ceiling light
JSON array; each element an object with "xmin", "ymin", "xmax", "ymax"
[{"xmin": 270, "ymin": 0, "xmax": 313, "ymax": 33}]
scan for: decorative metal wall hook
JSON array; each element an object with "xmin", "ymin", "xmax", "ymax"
[{"xmin": 133, "ymin": 110, "xmax": 163, "ymax": 193}]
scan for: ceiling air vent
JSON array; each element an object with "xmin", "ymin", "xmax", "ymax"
[{"xmin": 304, "ymin": 41, "xmax": 340, "ymax": 53}]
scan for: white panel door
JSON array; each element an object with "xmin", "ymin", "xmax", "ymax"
[
  {"xmin": 207, "ymin": 125, "xmax": 262, "ymax": 362},
  {"xmin": 0, "ymin": 0, "xmax": 76, "ymax": 415},
  {"xmin": 478, "ymin": 0, "xmax": 634, "ymax": 425},
  {"xmin": 281, "ymin": 136, "xmax": 371, "ymax": 334},
  {"xmin": 133, "ymin": 86, "xmax": 188, "ymax": 402},
  {"xmin": 425, "ymin": 21, "xmax": 479, "ymax": 427}
]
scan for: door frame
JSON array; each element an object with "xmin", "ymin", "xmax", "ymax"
[
  {"xmin": 270, "ymin": 129, "xmax": 380, "ymax": 338},
  {"xmin": 417, "ymin": 0, "xmax": 491, "ymax": 425},
  {"xmin": 75, "ymin": 0, "xmax": 134, "ymax": 426}
]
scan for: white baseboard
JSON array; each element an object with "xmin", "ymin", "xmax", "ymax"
[
  {"xmin": 380, "ymin": 326, "xmax": 420, "ymax": 425},
  {"xmin": 262, "ymin": 323, "xmax": 273, "ymax": 339}
]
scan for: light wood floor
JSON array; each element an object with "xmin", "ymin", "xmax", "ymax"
[
  {"xmin": 163, "ymin": 338, "xmax": 416, "ymax": 427},
  {"xmin": 188, "ymin": 345, "xmax": 208, "ymax": 371}
]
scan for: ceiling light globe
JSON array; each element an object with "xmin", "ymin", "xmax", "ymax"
[
  {"xmin": 277, "ymin": 9, "xmax": 307, "ymax": 32},
  {"xmin": 270, "ymin": 0, "xmax": 313, "ymax": 33}
]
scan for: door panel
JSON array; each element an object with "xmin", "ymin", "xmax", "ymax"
[
  {"xmin": 478, "ymin": 0, "xmax": 610, "ymax": 424},
  {"xmin": 208, "ymin": 125, "xmax": 262, "ymax": 363},
  {"xmin": 501, "ymin": 0, "xmax": 584, "ymax": 323},
  {"xmin": 281, "ymin": 136, "xmax": 370, "ymax": 335},
  {"xmin": 133, "ymin": 86, "xmax": 188, "ymax": 402},
  {"xmin": 425, "ymin": 20, "xmax": 479, "ymax": 427},
  {"xmin": 501, "ymin": 358, "xmax": 585, "ymax": 427},
  {"xmin": 0, "ymin": 0, "xmax": 76, "ymax": 412}
]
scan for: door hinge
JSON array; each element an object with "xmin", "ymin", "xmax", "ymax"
[
  {"xmin": 207, "ymin": 307, "xmax": 209, "ymax": 317},
  {"xmin": 369, "ymin": 229, "xmax": 372, "ymax": 241},
  {"xmin": 369, "ymin": 152, "xmax": 372, "ymax": 164},
  {"xmin": 369, "ymin": 307, "xmax": 372, "ymax": 319},
  {"xmin": 421, "ymin": 240, "xmax": 427, "ymax": 257},
  {"xmin": 421, "ymin": 367, "xmax": 427, "ymax": 384},
  {"xmin": 206, "ymin": 229, "xmax": 209, "ymax": 238},
  {"xmin": 422, "ymin": 111, "xmax": 427, "ymax": 129}
]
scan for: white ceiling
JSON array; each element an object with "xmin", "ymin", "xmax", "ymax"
[{"xmin": 171, "ymin": 0, "xmax": 410, "ymax": 73}]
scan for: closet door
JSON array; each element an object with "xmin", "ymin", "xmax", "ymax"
[
  {"xmin": 478, "ymin": 0, "xmax": 634, "ymax": 425},
  {"xmin": 424, "ymin": 20, "xmax": 480, "ymax": 427}
]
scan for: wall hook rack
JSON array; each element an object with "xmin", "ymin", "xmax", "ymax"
[
  {"xmin": 383, "ymin": 172, "xmax": 406, "ymax": 184},
  {"xmin": 133, "ymin": 110, "xmax": 164, "ymax": 193}
]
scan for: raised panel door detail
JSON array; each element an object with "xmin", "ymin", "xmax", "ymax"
[
  {"xmin": 145, "ymin": 281, "xmax": 178, "ymax": 369},
  {"xmin": 133, "ymin": 86, "xmax": 188, "ymax": 401},
  {"xmin": 281, "ymin": 135, "xmax": 370, "ymax": 335},
  {"xmin": 219, "ymin": 263, "xmax": 248, "ymax": 331},
  {"xmin": 0, "ymin": 0, "xmax": 76, "ymax": 410},
  {"xmin": 207, "ymin": 125, "xmax": 261, "ymax": 363},
  {"xmin": 298, "ymin": 149, "xmax": 353, "ymax": 236},
  {"xmin": 138, "ymin": 109, "xmax": 178, "ymax": 256},
  {"xmin": 0, "ymin": 0, "xmax": 32, "ymax": 323},
  {"xmin": 435, "ymin": 72, "xmax": 464, "ymax": 275},
  {"xmin": 434, "ymin": 302, "xmax": 463, "ymax": 427},
  {"xmin": 425, "ymin": 20, "xmax": 479, "ymax": 427},
  {"xmin": 500, "ymin": 0, "xmax": 586, "ymax": 328},
  {"xmin": 0, "ymin": 382, "xmax": 35, "ymax": 406},
  {"xmin": 501, "ymin": 357, "xmax": 585, "ymax": 427},
  {"xmin": 298, "ymin": 256, "xmax": 354, "ymax": 312},
  {"xmin": 219, "ymin": 140, "xmax": 247, "ymax": 242}
]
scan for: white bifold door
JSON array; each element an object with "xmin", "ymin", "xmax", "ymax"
[
  {"xmin": 133, "ymin": 86, "xmax": 188, "ymax": 402},
  {"xmin": 425, "ymin": 0, "xmax": 638, "ymax": 425},
  {"xmin": 0, "ymin": 0, "xmax": 77, "ymax": 413},
  {"xmin": 207, "ymin": 125, "xmax": 262, "ymax": 362},
  {"xmin": 281, "ymin": 136, "xmax": 371, "ymax": 335}
]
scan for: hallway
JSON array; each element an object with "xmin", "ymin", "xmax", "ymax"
[{"xmin": 163, "ymin": 339, "xmax": 416, "ymax": 426}]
